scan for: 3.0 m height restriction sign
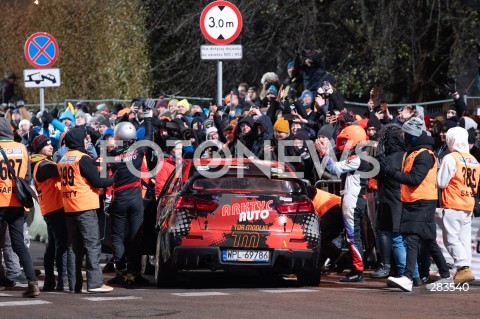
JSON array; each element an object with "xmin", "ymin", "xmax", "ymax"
[{"xmin": 200, "ymin": 1, "xmax": 242, "ymax": 45}]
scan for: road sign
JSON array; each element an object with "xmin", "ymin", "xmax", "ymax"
[
  {"xmin": 24, "ymin": 32, "xmax": 59, "ymax": 69},
  {"xmin": 200, "ymin": 1, "xmax": 242, "ymax": 45},
  {"xmin": 23, "ymin": 68, "xmax": 61, "ymax": 88},
  {"xmin": 201, "ymin": 45, "xmax": 242, "ymax": 60}
]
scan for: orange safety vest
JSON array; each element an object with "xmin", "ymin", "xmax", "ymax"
[
  {"xmin": 33, "ymin": 159, "xmax": 63, "ymax": 215},
  {"xmin": 400, "ymin": 148, "xmax": 438, "ymax": 202},
  {"xmin": 0, "ymin": 141, "xmax": 29, "ymax": 207},
  {"xmin": 57, "ymin": 150, "xmax": 100, "ymax": 213},
  {"xmin": 441, "ymin": 152, "xmax": 480, "ymax": 211},
  {"xmin": 312, "ymin": 189, "xmax": 342, "ymax": 218}
]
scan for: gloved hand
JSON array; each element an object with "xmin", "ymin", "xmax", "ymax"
[
  {"xmin": 142, "ymin": 98, "xmax": 155, "ymax": 118},
  {"xmin": 42, "ymin": 110, "xmax": 54, "ymax": 124},
  {"xmin": 442, "ymin": 77, "xmax": 457, "ymax": 94},
  {"xmin": 378, "ymin": 155, "xmax": 396, "ymax": 176},
  {"xmin": 143, "ymin": 98, "xmax": 155, "ymax": 110}
]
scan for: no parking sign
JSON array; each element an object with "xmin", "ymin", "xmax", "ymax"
[{"xmin": 24, "ymin": 32, "xmax": 59, "ymax": 69}]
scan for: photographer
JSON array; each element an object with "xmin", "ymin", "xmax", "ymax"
[
  {"xmin": 263, "ymin": 86, "xmax": 282, "ymax": 125},
  {"xmin": 296, "ymin": 49, "xmax": 335, "ymax": 93},
  {"xmin": 285, "ymin": 90, "xmax": 321, "ymax": 133},
  {"xmin": 281, "ymin": 60, "xmax": 303, "ymax": 102},
  {"xmin": 314, "ymin": 81, "xmax": 345, "ymax": 118}
]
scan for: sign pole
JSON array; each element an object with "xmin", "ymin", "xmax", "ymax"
[
  {"xmin": 39, "ymin": 88, "xmax": 45, "ymax": 112},
  {"xmin": 217, "ymin": 60, "xmax": 223, "ymax": 107}
]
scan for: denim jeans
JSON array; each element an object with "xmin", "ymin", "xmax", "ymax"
[
  {"xmin": 391, "ymin": 232, "xmax": 419, "ymax": 278},
  {"xmin": 0, "ymin": 208, "xmax": 36, "ymax": 282},
  {"xmin": 65, "ymin": 210, "xmax": 104, "ymax": 290},
  {"xmin": 43, "ymin": 210, "xmax": 72, "ymax": 288}
]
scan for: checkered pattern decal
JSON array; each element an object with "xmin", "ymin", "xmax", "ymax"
[
  {"xmin": 297, "ymin": 214, "xmax": 320, "ymax": 249},
  {"xmin": 171, "ymin": 210, "xmax": 192, "ymax": 237}
]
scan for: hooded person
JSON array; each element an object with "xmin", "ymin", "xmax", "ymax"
[
  {"xmin": 252, "ymin": 115, "xmax": 273, "ymax": 156},
  {"xmin": 366, "ymin": 116, "xmax": 382, "ymax": 141},
  {"xmin": 58, "ymin": 127, "xmax": 114, "ymax": 293},
  {"xmin": 380, "ymin": 117, "xmax": 451, "ymax": 292},
  {"xmin": 236, "ymin": 116, "xmax": 257, "ymax": 151},
  {"xmin": 437, "ymin": 127, "xmax": 478, "ymax": 285},
  {"xmin": 0, "ymin": 117, "xmax": 40, "ymax": 297}
]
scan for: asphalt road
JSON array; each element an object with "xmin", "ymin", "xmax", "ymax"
[{"xmin": 1, "ymin": 241, "xmax": 479, "ymax": 319}]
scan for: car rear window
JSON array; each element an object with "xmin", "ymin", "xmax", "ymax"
[{"xmin": 190, "ymin": 177, "xmax": 302, "ymax": 194}]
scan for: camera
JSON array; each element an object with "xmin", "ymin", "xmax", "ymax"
[
  {"xmin": 317, "ymin": 81, "xmax": 333, "ymax": 96},
  {"xmin": 286, "ymin": 86, "xmax": 297, "ymax": 101}
]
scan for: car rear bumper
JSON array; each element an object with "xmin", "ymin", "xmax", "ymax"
[{"xmin": 172, "ymin": 247, "xmax": 320, "ymax": 273}]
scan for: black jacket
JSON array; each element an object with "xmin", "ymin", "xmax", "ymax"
[
  {"xmin": 376, "ymin": 127, "xmax": 405, "ymax": 232},
  {"xmin": 64, "ymin": 127, "xmax": 113, "ymax": 189}
]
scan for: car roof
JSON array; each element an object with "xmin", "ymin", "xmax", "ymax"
[{"xmin": 183, "ymin": 158, "xmax": 297, "ymax": 179}]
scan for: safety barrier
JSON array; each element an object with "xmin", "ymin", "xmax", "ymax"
[
  {"xmin": 315, "ymin": 179, "xmax": 342, "ymax": 196},
  {"xmin": 22, "ymin": 95, "xmax": 480, "ymax": 113}
]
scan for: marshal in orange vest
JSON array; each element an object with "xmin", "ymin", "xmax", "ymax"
[
  {"xmin": 57, "ymin": 150, "xmax": 100, "ymax": 213},
  {"xmin": 400, "ymin": 148, "xmax": 438, "ymax": 202},
  {"xmin": 0, "ymin": 141, "xmax": 29, "ymax": 207},
  {"xmin": 33, "ymin": 159, "xmax": 63, "ymax": 215},
  {"xmin": 441, "ymin": 152, "xmax": 480, "ymax": 211}
]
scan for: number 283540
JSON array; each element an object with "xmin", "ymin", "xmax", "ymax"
[{"xmin": 429, "ymin": 283, "xmax": 469, "ymax": 292}]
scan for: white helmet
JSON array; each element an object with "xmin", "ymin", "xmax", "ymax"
[{"xmin": 114, "ymin": 122, "xmax": 137, "ymax": 141}]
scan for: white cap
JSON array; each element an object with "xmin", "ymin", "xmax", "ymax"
[{"xmin": 206, "ymin": 126, "xmax": 218, "ymax": 137}]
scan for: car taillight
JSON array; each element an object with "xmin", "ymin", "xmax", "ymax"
[
  {"xmin": 275, "ymin": 200, "xmax": 314, "ymax": 214},
  {"xmin": 175, "ymin": 196, "xmax": 218, "ymax": 212}
]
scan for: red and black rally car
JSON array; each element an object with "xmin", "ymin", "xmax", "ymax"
[{"xmin": 154, "ymin": 158, "xmax": 321, "ymax": 287}]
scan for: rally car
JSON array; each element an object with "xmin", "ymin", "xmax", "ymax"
[{"xmin": 154, "ymin": 158, "xmax": 321, "ymax": 287}]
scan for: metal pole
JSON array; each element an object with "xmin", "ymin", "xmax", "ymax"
[
  {"xmin": 40, "ymin": 88, "xmax": 45, "ymax": 112},
  {"xmin": 217, "ymin": 60, "xmax": 223, "ymax": 106}
]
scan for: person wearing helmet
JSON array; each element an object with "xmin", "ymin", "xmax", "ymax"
[
  {"xmin": 316, "ymin": 124, "xmax": 370, "ymax": 282},
  {"xmin": 106, "ymin": 99, "xmax": 154, "ymax": 288}
]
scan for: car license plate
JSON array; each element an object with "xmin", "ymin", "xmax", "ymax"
[{"xmin": 222, "ymin": 250, "xmax": 270, "ymax": 263}]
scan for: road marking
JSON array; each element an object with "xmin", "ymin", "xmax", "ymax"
[
  {"xmin": 82, "ymin": 296, "xmax": 142, "ymax": 302},
  {"xmin": 0, "ymin": 300, "xmax": 51, "ymax": 307},
  {"xmin": 172, "ymin": 292, "xmax": 230, "ymax": 297},
  {"xmin": 259, "ymin": 289, "xmax": 317, "ymax": 293},
  {"xmin": 0, "ymin": 293, "xmax": 13, "ymax": 297}
]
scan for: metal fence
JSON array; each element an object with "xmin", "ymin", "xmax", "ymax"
[
  {"xmin": 23, "ymin": 95, "xmax": 480, "ymax": 115},
  {"xmin": 314, "ymin": 179, "xmax": 342, "ymax": 196}
]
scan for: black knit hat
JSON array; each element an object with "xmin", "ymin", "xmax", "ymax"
[
  {"xmin": 367, "ymin": 116, "xmax": 382, "ymax": 131},
  {"xmin": 32, "ymin": 135, "xmax": 51, "ymax": 154},
  {"xmin": 317, "ymin": 124, "xmax": 334, "ymax": 139}
]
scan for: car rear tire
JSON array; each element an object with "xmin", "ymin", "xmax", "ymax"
[
  {"xmin": 154, "ymin": 232, "xmax": 177, "ymax": 287},
  {"xmin": 141, "ymin": 255, "xmax": 155, "ymax": 275},
  {"xmin": 297, "ymin": 267, "xmax": 321, "ymax": 287},
  {"xmin": 297, "ymin": 255, "xmax": 321, "ymax": 287}
]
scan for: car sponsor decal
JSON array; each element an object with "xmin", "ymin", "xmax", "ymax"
[{"xmin": 4, "ymin": 148, "xmax": 23, "ymax": 155}]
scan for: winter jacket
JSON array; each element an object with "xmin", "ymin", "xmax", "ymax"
[
  {"xmin": 376, "ymin": 126, "xmax": 405, "ymax": 232},
  {"xmin": 386, "ymin": 132, "xmax": 438, "ymax": 240}
]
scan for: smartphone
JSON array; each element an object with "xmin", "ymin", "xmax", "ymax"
[
  {"xmin": 283, "ymin": 114, "xmax": 294, "ymax": 121},
  {"xmin": 134, "ymin": 100, "xmax": 143, "ymax": 107}
]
